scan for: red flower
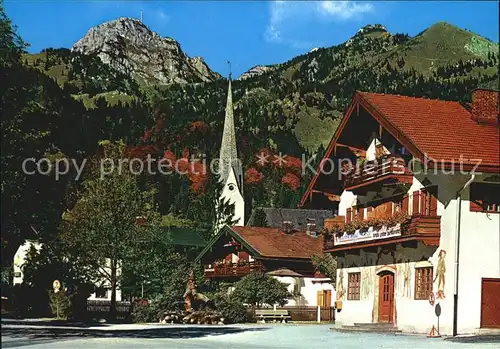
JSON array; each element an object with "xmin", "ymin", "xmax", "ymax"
[
  {"xmin": 245, "ymin": 167, "xmax": 264, "ymax": 184},
  {"xmin": 182, "ymin": 147, "xmax": 190, "ymax": 159},
  {"xmin": 282, "ymin": 172, "xmax": 301, "ymax": 191}
]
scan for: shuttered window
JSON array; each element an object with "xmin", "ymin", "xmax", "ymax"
[
  {"xmin": 412, "ymin": 191, "xmax": 421, "ymax": 215},
  {"xmin": 421, "ymin": 186, "xmax": 438, "ymax": 216},
  {"xmin": 347, "ymin": 273, "xmax": 361, "ymax": 300},
  {"xmin": 402, "ymin": 195, "xmax": 409, "ymax": 214},
  {"xmin": 346, "ymin": 208, "xmax": 352, "ymax": 224},
  {"xmin": 415, "ymin": 267, "xmax": 433, "ymax": 300}
]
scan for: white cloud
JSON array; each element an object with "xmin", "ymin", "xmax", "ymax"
[
  {"xmin": 265, "ymin": 1, "xmax": 374, "ymax": 46},
  {"xmin": 156, "ymin": 9, "xmax": 169, "ymax": 22},
  {"xmin": 319, "ymin": 1, "xmax": 372, "ymax": 19}
]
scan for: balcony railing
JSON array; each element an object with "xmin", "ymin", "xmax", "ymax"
[
  {"xmin": 324, "ymin": 215, "xmax": 440, "ymax": 250},
  {"xmin": 344, "ymin": 156, "xmax": 412, "ymax": 190},
  {"xmin": 204, "ymin": 261, "xmax": 265, "ymax": 278}
]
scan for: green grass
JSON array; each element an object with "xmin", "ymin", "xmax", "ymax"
[{"xmin": 72, "ymin": 92, "xmax": 135, "ymax": 109}]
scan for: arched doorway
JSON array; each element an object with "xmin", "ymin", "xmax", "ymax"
[{"xmin": 378, "ymin": 271, "xmax": 395, "ymax": 323}]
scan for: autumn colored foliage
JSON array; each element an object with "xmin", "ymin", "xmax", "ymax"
[
  {"xmin": 281, "ymin": 172, "xmax": 301, "ymax": 191},
  {"xmin": 245, "ymin": 167, "xmax": 264, "ymax": 184},
  {"xmin": 188, "ymin": 121, "xmax": 209, "ymax": 133}
]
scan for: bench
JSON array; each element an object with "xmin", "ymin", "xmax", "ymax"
[{"xmin": 255, "ymin": 309, "xmax": 291, "ymax": 323}]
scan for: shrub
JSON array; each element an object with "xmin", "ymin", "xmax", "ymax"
[
  {"xmin": 213, "ymin": 292, "xmax": 250, "ymax": 324},
  {"xmin": 49, "ymin": 291, "xmax": 72, "ymax": 319},
  {"xmin": 231, "ymin": 272, "xmax": 291, "ymax": 308},
  {"xmin": 131, "ymin": 300, "xmax": 162, "ymax": 323}
]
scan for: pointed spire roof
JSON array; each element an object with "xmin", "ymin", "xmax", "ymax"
[{"xmin": 219, "ymin": 77, "xmax": 243, "ymax": 190}]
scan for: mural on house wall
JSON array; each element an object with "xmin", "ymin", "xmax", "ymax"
[
  {"xmin": 396, "ymin": 264, "xmax": 403, "ymax": 297},
  {"xmin": 361, "ymin": 268, "xmax": 374, "ymax": 299},
  {"xmin": 337, "ymin": 270, "xmax": 345, "ymax": 300},
  {"xmin": 403, "ymin": 261, "xmax": 412, "ymax": 298},
  {"xmin": 435, "ymin": 250, "xmax": 446, "ymax": 299}
]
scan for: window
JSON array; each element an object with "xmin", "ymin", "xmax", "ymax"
[
  {"xmin": 347, "ymin": 273, "xmax": 361, "ymax": 300},
  {"xmin": 470, "ymin": 183, "xmax": 500, "ymax": 213},
  {"xmin": 414, "ymin": 267, "xmax": 433, "ymax": 300},
  {"xmin": 421, "ymin": 186, "xmax": 438, "ymax": 216}
]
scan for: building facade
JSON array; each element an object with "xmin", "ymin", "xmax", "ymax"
[
  {"xmin": 13, "ymin": 240, "xmax": 122, "ymax": 302},
  {"xmin": 300, "ymin": 89, "xmax": 500, "ymax": 334},
  {"xmin": 195, "ymin": 225, "xmax": 335, "ymax": 308}
]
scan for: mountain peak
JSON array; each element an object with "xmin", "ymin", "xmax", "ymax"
[
  {"xmin": 72, "ymin": 17, "xmax": 220, "ymax": 85},
  {"xmin": 357, "ymin": 24, "xmax": 388, "ymax": 35}
]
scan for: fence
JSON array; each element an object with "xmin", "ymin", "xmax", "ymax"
[
  {"xmin": 86, "ymin": 300, "xmax": 132, "ymax": 321},
  {"xmin": 252, "ymin": 306, "xmax": 335, "ymax": 322}
]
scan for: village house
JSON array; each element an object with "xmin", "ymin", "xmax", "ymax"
[
  {"xmin": 13, "ymin": 239, "xmax": 122, "ymax": 302},
  {"xmin": 194, "ymin": 224, "xmax": 335, "ymax": 310},
  {"xmin": 300, "ymin": 89, "xmax": 500, "ymax": 335}
]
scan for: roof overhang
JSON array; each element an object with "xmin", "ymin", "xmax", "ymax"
[{"xmin": 299, "ymin": 91, "xmax": 500, "ymax": 207}]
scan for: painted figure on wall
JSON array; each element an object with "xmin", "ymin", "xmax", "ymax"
[
  {"xmin": 337, "ymin": 270, "xmax": 345, "ymax": 300},
  {"xmin": 435, "ymin": 250, "xmax": 446, "ymax": 299},
  {"xmin": 403, "ymin": 262, "xmax": 411, "ymax": 298},
  {"xmin": 361, "ymin": 268, "xmax": 374, "ymax": 299}
]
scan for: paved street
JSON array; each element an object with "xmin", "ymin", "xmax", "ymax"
[{"xmin": 2, "ymin": 321, "xmax": 500, "ymax": 349}]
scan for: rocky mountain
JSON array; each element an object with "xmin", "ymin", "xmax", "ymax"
[
  {"xmin": 23, "ymin": 21, "xmax": 499, "ymax": 153},
  {"xmin": 238, "ymin": 65, "xmax": 274, "ymax": 80},
  {"xmin": 72, "ymin": 17, "xmax": 221, "ymax": 85}
]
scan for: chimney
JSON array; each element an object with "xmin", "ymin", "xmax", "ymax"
[
  {"xmin": 471, "ymin": 89, "xmax": 499, "ymax": 125},
  {"xmin": 282, "ymin": 221, "xmax": 293, "ymax": 234},
  {"xmin": 306, "ymin": 218, "xmax": 317, "ymax": 237}
]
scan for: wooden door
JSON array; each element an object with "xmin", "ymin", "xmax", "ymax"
[
  {"xmin": 481, "ymin": 278, "xmax": 500, "ymax": 328},
  {"xmin": 317, "ymin": 290, "xmax": 332, "ymax": 307},
  {"xmin": 378, "ymin": 272, "xmax": 394, "ymax": 323}
]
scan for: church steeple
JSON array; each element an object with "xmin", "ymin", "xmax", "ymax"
[
  {"xmin": 217, "ymin": 64, "xmax": 245, "ymax": 228},
  {"xmin": 219, "ymin": 69, "xmax": 243, "ymax": 192}
]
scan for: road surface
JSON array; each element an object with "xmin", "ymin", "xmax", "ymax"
[{"xmin": 2, "ymin": 321, "xmax": 500, "ymax": 348}]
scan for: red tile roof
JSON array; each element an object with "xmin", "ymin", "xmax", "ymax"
[
  {"xmin": 358, "ymin": 92, "xmax": 500, "ymax": 168},
  {"xmin": 230, "ymin": 226, "xmax": 323, "ymax": 260},
  {"xmin": 299, "ymin": 91, "xmax": 499, "ymax": 207}
]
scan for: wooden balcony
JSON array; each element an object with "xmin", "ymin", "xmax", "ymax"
[
  {"xmin": 204, "ymin": 261, "xmax": 265, "ymax": 278},
  {"xmin": 324, "ymin": 215, "xmax": 440, "ymax": 252},
  {"xmin": 344, "ymin": 156, "xmax": 413, "ymax": 194}
]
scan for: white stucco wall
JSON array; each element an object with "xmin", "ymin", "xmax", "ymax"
[
  {"xmin": 13, "ymin": 240, "xmax": 42, "ymax": 285},
  {"xmin": 273, "ymin": 276, "xmax": 335, "ymax": 307},
  {"xmin": 333, "ymin": 171, "xmax": 500, "ymax": 335},
  {"xmin": 220, "ymin": 167, "xmax": 245, "ymax": 227},
  {"xmin": 13, "ymin": 241, "xmax": 122, "ymax": 302}
]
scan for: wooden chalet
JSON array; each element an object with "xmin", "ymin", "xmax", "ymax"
[
  {"xmin": 195, "ymin": 225, "xmax": 335, "ymax": 307},
  {"xmin": 299, "ymin": 89, "xmax": 500, "ymax": 334}
]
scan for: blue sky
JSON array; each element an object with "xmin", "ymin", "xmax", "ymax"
[{"xmin": 5, "ymin": 1, "xmax": 499, "ymax": 77}]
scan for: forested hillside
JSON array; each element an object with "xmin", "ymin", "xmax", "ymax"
[{"xmin": 2, "ymin": 9, "xmax": 499, "ymax": 264}]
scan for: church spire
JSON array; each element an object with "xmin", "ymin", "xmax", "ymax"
[{"xmin": 219, "ymin": 64, "xmax": 242, "ymax": 191}]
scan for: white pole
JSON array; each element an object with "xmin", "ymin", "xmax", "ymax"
[
  {"xmin": 317, "ymin": 305, "xmax": 321, "ymax": 323},
  {"xmin": 141, "ymin": 281, "xmax": 144, "ymax": 298}
]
